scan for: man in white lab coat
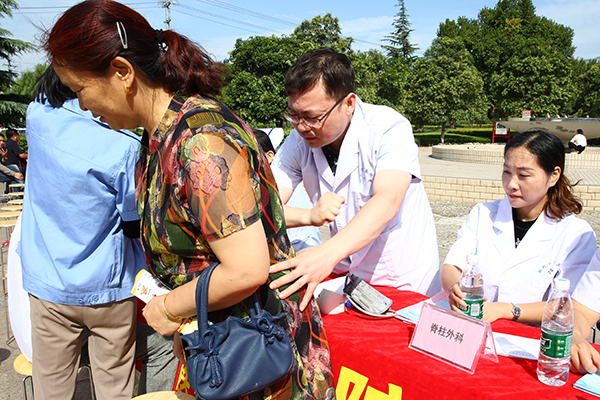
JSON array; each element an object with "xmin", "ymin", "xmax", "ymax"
[{"xmin": 269, "ymin": 47, "xmax": 439, "ymax": 310}]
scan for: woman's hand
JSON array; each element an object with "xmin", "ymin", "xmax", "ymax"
[
  {"xmin": 172, "ymin": 332, "xmax": 186, "ymax": 366},
  {"xmin": 482, "ymin": 302, "xmax": 511, "ymax": 323},
  {"xmin": 448, "ymin": 283, "xmax": 467, "ymax": 313},
  {"xmin": 142, "ymin": 294, "xmax": 182, "ymax": 336}
]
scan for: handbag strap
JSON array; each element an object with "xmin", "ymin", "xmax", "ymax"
[
  {"xmin": 196, "ymin": 261, "xmax": 220, "ymax": 332},
  {"xmin": 195, "ymin": 261, "xmax": 262, "ymax": 332}
]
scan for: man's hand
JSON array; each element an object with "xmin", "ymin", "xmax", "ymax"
[
  {"xmin": 0, "ymin": 148, "xmax": 7, "ymax": 159},
  {"xmin": 14, "ymin": 172, "xmax": 23, "ymax": 180},
  {"xmin": 269, "ymin": 244, "xmax": 340, "ymax": 311},
  {"xmin": 309, "ymin": 192, "xmax": 345, "ymax": 226}
]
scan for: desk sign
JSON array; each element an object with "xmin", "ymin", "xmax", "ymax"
[{"xmin": 409, "ymin": 303, "xmax": 498, "ymax": 374}]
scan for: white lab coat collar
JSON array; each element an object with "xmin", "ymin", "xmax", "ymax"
[{"xmin": 492, "ymin": 197, "xmax": 559, "ymax": 268}]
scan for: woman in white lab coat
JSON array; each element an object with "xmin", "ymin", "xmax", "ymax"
[{"xmin": 441, "ymin": 130, "xmax": 597, "ymax": 324}]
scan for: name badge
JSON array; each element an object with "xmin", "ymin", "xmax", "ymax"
[{"xmin": 409, "ymin": 303, "xmax": 498, "ymax": 374}]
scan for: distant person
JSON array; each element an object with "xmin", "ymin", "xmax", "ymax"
[
  {"xmin": 269, "ymin": 47, "xmax": 439, "ymax": 310},
  {"xmin": 253, "ymin": 129, "xmax": 322, "ymax": 252},
  {"xmin": 5, "ymin": 128, "xmax": 27, "ymax": 175},
  {"xmin": 0, "ymin": 134, "xmax": 24, "ymax": 190},
  {"xmin": 569, "ymin": 129, "xmax": 587, "ymax": 154},
  {"xmin": 442, "ymin": 130, "xmax": 596, "ymax": 324}
]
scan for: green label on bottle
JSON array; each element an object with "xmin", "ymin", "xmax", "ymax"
[
  {"xmin": 461, "ymin": 298, "xmax": 483, "ymax": 319},
  {"xmin": 540, "ymin": 328, "xmax": 572, "ymax": 359}
]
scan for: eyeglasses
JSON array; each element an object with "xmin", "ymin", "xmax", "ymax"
[{"xmin": 282, "ymin": 95, "xmax": 347, "ymax": 129}]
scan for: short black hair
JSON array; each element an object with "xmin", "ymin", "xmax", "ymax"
[
  {"xmin": 253, "ymin": 129, "xmax": 275, "ymax": 154},
  {"xmin": 6, "ymin": 128, "xmax": 18, "ymax": 139},
  {"xmin": 285, "ymin": 47, "xmax": 355, "ymax": 100},
  {"xmin": 577, "ymin": 129, "xmax": 584, "ymax": 134},
  {"xmin": 33, "ymin": 65, "xmax": 76, "ymax": 108}
]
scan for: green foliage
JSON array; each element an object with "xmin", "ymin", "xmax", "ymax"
[
  {"xmin": 489, "ymin": 53, "xmax": 576, "ymax": 117},
  {"xmin": 222, "ymin": 35, "xmax": 310, "ymax": 124},
  {"xmin": 291, "ymin": 13, "xmax": 354, "ymax": 54},
  {"xmin": 219, "ymin": 0, "xmax": 596, "ymax": 133},
  {"xmin": 0, "ymin": 0, "xmax": 36, "ymax": 126},
  {"xmin": 573, "ymin": 60, "xmax": 600, "ymax": 117},
  {"xmin": 383, "ymin": 0, "xmax": 418, "ymax": 63},
  {"xmin": 407, "ymin": 37, "xmax": 489, "ymax": 142},
  {"xmin": 222, "ymin": 14, "xmax": 355, "ymax": 126},
  {"xmin": 222, "ymin": 70, "xmax": 287, "ymax": 124},
  {"xmin": 445, "ymin": 127, "xmax": 493, "ymax": 138},
  {"xmin": 8, "ymin": 63, "xmax": 46, "ymax": 96},
  {"xmin": 437, "ymin": 0, "xmax": 577, "ymax": 119},
  {"xmin": 0, "ymin": 93, "xmax": 28, "ymax": 127},
  {"xmin": 350, "ymin": 50, "xmax": 410, "ymax": 112},
  {"xmin": 413, "ymin": 131, "xmax": 491, "ymax": 146}
]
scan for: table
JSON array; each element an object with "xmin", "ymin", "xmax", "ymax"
[{"xmin": 322, "ymin": 287, "xmax": 599, "ymax": 400}]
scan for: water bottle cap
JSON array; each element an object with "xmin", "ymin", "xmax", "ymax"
[
  {"xmin": 467, "ymin": 253, "xmax": 480, "ymax": 264},
  {"xmin": 553, "ymin": 278, "xmax": 570, "ymax": 291}
]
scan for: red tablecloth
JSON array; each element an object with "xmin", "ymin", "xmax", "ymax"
[{"xmin": 323, "ymin": 287, "xmax": 599, "ymax": 400}]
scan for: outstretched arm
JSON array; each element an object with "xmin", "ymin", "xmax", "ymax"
[
  {"xmin": 270, "ymin": 169, "xmax": 411, "ymax": 311},
  {"xmin": 482, "ymin": 301, "xmax": 545, "ymax": 324},
  {"xmin": 282, "ymin": 191, "xmax": 345, "ymax": 228}
]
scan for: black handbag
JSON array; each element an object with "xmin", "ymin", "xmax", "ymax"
[{"xmin": 180, "ymin": 262, "xmax": 294, "ymax": 400}]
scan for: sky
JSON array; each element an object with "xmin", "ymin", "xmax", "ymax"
[{"xmin": 3, "ymin": 0, "xmax": 600, "ymax": 76}]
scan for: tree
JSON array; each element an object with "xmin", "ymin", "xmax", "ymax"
[
  {"xmin": 408, "ymin": 37, "xmax": 489, "ymax": 143},
  {"xmin": 351, "ymin": 50, "xmax": 410, "ymax": 113},
  {"xmin": 9, "ymin": 63, "xmax": 46, "ymax": 96},
  {"xmin": 382, "ymin": 0, "xmax": 418, "ymax": 63},
  {"xmin": 0, "ymin": 0, "xmax": 35, "ymax": 127},
  {"xmin": 291, "ymin": 13, "xmax": 354, "ymax": 55},
  {"xmin": 222, "ymin": 35, "xmax": 310, "ymax": 125},
  {"xmin": 436, "ymin": 0, "xmax": 577, "ymax": 118},
  {"xmin": 222, "ymin": 14, "xmax": 356, "ymax": 125},
  {"xmin": 573, "ymin": 60, "xmax": 600, "ymax": 117},
  {"xmin": 488, "ymin": 52, "xmax": 576, "ymax": 117}
]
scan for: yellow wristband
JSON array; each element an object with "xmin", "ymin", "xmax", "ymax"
[{"xmin": 162, "ymin": 292, "xmax": 182, "ymax": 321}]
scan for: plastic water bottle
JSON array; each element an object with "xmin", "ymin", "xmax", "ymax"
[
  {"xmin": 459, "ymin": 253, "xmax": 484, "ymax": 319},
  {"xmin": 537, "ymin": 278, "xmax": 574, "ymax": 386}
]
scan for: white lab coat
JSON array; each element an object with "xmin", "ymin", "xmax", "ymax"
[
  {"xmin": 444, "ymin": 197, "xmax": 596, "ymax": 303},
  {"xmin": 573, "ymin": 249, "xmax": 600, "ymax": 314},
  {"xmin": 272, "ymin": 97, "xmax": 439, "ymax": 294}
]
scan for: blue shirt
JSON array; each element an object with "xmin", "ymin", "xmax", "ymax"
[{"xmin": 19, "ymin": 99, "xmax": 145, "ymax": 306}]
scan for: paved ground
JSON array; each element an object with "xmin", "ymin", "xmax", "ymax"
[{"xmin": 1, "ymin": 148, "xmax": 599, "ymax": 399}]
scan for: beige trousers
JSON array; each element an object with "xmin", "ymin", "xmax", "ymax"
[{"xmin": 29, "ymin": 295, "xmax": 137, "ymax": 400}]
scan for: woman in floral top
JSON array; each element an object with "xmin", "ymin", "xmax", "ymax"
[{"xmin": 45, "ymin": 1, "xmax": 335, "ymax": 399}]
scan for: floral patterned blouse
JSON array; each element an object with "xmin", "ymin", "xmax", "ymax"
[{"xmin": 135, "ymin": 95, "xmax": 335, "ymax": 400}]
